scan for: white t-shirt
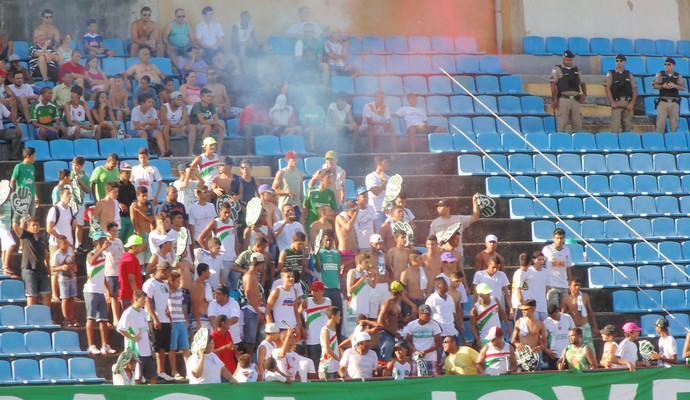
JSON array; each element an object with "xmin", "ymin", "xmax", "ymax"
[
  {"xmin": 9, "ymin": 84, "xmax": 34, "ymax": 97},
  {"xmin": 173, "ymin": 179, "xmax": 198, "ymax": 213},
  {"xmin": 425, "ymin": 292, "xmax": 458, "ymax": 336},
  {"xmin": 186, "ymin": 352, "xmax": 224, "ymax": 384},
  {"xmin": 208, "ymin": 298, "xmax": 243, "ymax": 343},
  {"xmin": 365, "ymin": 171, "xmax": 388, "ymax": 213},
  {"xmin": 658, "ymin": 335, "xmax": 678, "ymax": 366},
  {"xmin": 526, "ymin": 267, "xmax": 548, "ymax": 313},
  {"xmin": 353, "ymin": 206, "xmax": 377, "ymax": 250},
  {"xmin": 271, "ymin": 348, "xmax": 301, "ymax": 380},
  {"xmin": 473, "ymin": 270, "xmax": 510, "ymax": 307},
  {"xmin": 272, "ymin": 220, "xmax": 305, "ymax": 252},
  {"xmin": 104, "ymin": 238, "xmax": 124, "ymax": 277},
  {"xmin": 361, "ymin": 102, "xmax": 390, "ymax": 128},
  {"xmin": 50, "ymin": 247, "xmax": 74, "ymax": 282},
  {"xmin": 326, "ymin": 102, "xmax": 350, "ymax": 126},
  {"xmin": 263, "ymin": 370, "xmax": 287, "ymax": 382},
  {"xmin": 395, "ymin": 106, "xmax": 427, "ymax": 126},
  {"xmin": 544, "ymin": 313, "xmax": 575, "ymax": 356},
  {"xmin": 195, "ymin": 21, "xmax": 224, "ymax": 48},
  {"xmin": 131, "ymin": 164, "xmax": 162, "ymax": 199},
  {"xmin": 511, "ymin": 269, "xmax": 529, "ymax": 309},
  {"xmin": 339, "ymin": 348, "xmax": 378, "ymax": 379},
  {"xmin": 189, "ymin": 202, "xmax": 217, "ymax": 233},
  {"xmin": 403, "ymin": 319, "xmax": 442, "ymax": 361},
  {"xmin": 195, "ymin": 248, "xmax": 224, "ymax": 289},
  {"xmin": 46, "ymin": 203, "xmax": 74, "ymax": 245},
  {"xmin": 234, "ymin": 365, "xmax": 258, "ymax": 382},
  {"xmin": 542, "ymin": 244, "xmax": 573, "ymax": 289},
  {"xmin": 131, "ymin": 106, "xmax": 160, "ymax": 129},
  {"xmin": 615, "ymin": 338, "xmax": 638, "ymax": 365},
  {"xmin": 117, "ymin": 306, "xmax": 152, "ymax": 357},
  {"xmin": 142, "ymin": 277, "xmax": 170, "ymax": 323}
]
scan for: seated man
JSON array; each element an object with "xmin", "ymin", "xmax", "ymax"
[
  {"xmin": 124, "ymin": 48, "xmax": 166, "ymax": 90},
  {"xmin": 191, "ymin": 88, "xmax": 225, "ymax": 156},
  {"xmin": 204, "ymin": 68, "xmax": 230, "ymax": 119},
  {"xmin": 5, "ymin": 55, "xmax": 33, "ymax": 85},
  {"xmin": 82, "ymin": 19, "xmax": 114, "ymax": 58},
  {"xmin": 131, "ymin": 94, "xmax": 171, "ymax": 157},
  {"xmin": 30, "ymin": 87, "xmax": 66, "ymax": 140},
  {"xmin": 64, "ymin": 85, "xmax": 100, "ymax": 140},
  {"xmin": 29, "ymin": 33, "xmax": 60, "ymax": 83},
  {"xmin": 132, "ymin": 75, "xmax": 158, "ymax": 108},
  {"xmin": 195, "ymin": 6, "xmax": 231, "ymax": 73},
  {"xmin": 7, "ymin": 70, "xmax": 38, "ymax": 120},
  {"xmin": 0, "ymin": 34, "xmax": 14, "ymax": 61},
  {"xmin": 356, "ymin": 90, "xmax": 397, "ymax": 153},
  {"xmin": 324, "ymin": 29, "xmax": 356, "ymax": 77},
  {"xmin": 178, "ymin": 46, "xmax": 209, "ymax": 86},
  {"xmin": 294, "ymin": 23, "xmax": 328, "ymax": 87},
  {"xmin": 285, "ymin": 6, "xmax": 322, "ymax": 38},
  {"xmin": 160, "ymin": 91, "xmax": 195, "ymax": 156},
  {"xmin": 393, "ymin": 93, "xmax": 447, "ymax": 152},
  {"xmin": 33, "ymin": 9, "xmax": 61, "ymax": 46},
  {"xmin": 58, "ymin": 48, "xmax": 87, "ymax": 88},
  {"xmin": 162, "ymin": 8, "xmax": 194, "ymax": 71},
  {"xmin": 130, "ymin": 6, "xmax": 164, "ymax": 57},
  {"xmin": 231, "ymin": 11, "xmax": 262, "ymax": 74}
]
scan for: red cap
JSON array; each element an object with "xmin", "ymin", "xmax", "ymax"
[
  {"xmin": 285, "ymin": 150, "xmax": 298, "ymax": 160},
  {"xmin": 311, "ymin": 281, "xmax": 325, "ymax": 291}
]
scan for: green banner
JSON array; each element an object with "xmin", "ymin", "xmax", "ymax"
[{"xmin": 1, "ymin": 366, "xmax": 690, "ymax": 399}]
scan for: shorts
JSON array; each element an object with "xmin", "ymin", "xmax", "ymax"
[
  {"xmin": 67, "ymin": 125, "xmax": 95, "ymax": 138},
  {"xmin": 84, "ymin": 292, "xmax": 108, "ymax": 321},
  {"xmin": 151, "ymin": 321, "xmax": 172, "ymax": 352},
  {"xmin": 137, "ymin": 232, "xmax": 151, "ymax": 265},
  {"xmin": 339, "ymin": 250, "xmax": 356, "ymax": 272},
  {"xmin": 75, "ymin": 204, "xmax": 85, "ymax": 225},
  {"xmin": 169, "ymin": 321, "xmax": 190, "ymax": 351},
  {"xmin": 136, "ymin": 129, "xmax": 158, "ymax": 139},
  {"xmin": 243, "ymin": 307, "xmax": 259, "ymax": 345},
  {"xmin": 368, "ymin": 282, "xmax": 389, "ymax": 319},
  {"xmin": 106, "ymin": 276, "xmax": 120, "ymax": 298},
  {"xmin": 58, "ymin": 278, "xmax": 77, "ymax": 299},
  {"xmin": 22, "ymin": 268, "xmax": 50, "ymax": 297},
  {"xmin": 139, "ymin": 355, "xmax": 158, "ymax": 380},
  {"xmin": 0, "ymin": 228, "xmax": 16, "ymax": 252}
]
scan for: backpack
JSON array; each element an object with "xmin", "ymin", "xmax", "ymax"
[{"xmin": 53, "ymin": 203, "xmax": 75, "ymax": 226}]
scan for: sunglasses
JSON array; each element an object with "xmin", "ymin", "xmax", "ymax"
[{"xmin": 665, "ymin": 63, "xmax": 674, "ymax": 66}]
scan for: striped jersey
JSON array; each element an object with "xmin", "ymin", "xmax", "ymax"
[{"xmin": 83, "ymin": 251, "xmax": 106, "ymax": 294}]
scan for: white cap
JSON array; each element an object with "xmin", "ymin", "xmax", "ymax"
[
  {"xmin": 485, "ymin": 234, "xmax": 498, "ymax": 243},
  {"xmin": 352, "ymin": 332, "xmax": 371, "ymax": 346},
  {"xmin": 250, "ymin": 252, "xmax": 265, "ymax": 263},
  {"xmin": 369, "ymin": 234, "xmax": 383, "ymax": 244},
  {"xmin": 484, "ymin": 326, "xmax": 503, "ymax": 341},
  {"xmin": 265, "ymin": 323, "xmax": 279, "ymax": 333}
]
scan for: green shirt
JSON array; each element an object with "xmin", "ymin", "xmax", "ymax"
[
  {"xmin": 11, "ymin": 163, "xmax": 35, "ymax": 196},
  {"xmin": 30, "ymin": 100, "xmax": 59, "ymax": 126},
  {"xmin": 303, "ymin": 188, "xmax": 337, "ymax": 233},
  {"xmin": 299, "ymin": 104, "xmax": 326, "ymax": 127},
  {"xmin": 564, "ymin": 344, "xmax": 590, "ymax": 372},
  {"xmin": 90, "ymin": 166, "xmax": 119, "ymax": 201},
  {"xmin": 70, "ymin": 171, "xmax": 90, "ymax": 205},
  {"xmin": 190, "ymin": 102, "xmax": 217, "ymax": 125},
  {"xmin": 318, "ymin": 248, "xmax": 340, "ymax": 289},
  {"xmin": 0, "ymin": 203, "xmax": 11, "ymax": 231}
]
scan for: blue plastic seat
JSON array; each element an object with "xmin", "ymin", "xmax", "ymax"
[
  {"xmin": 608, "ymin": 195, "xmax": 633, "ymax": 216},
  {"xmin": 428, "ymin": 116, "xmax": 449, "ymax": 131},
  {"xmin": 533, "ymin": 153, "xmax": 558, "ymax": 173},
  {"xmin": 559, "ymin": 197, "xmax": 584, "ymax": 217},
  {"xmin": 635, "ymin": 243, "xmax": 660, "ymax": 264},
  {"xmin": 645, "ymin": 57, "xmax": 666, "ymax": 76},
  {"xmin": 98, "ymin": 138, "xmax": 126, "ymax": 158},
  {"xmin": 42, "ymin": 160, "xmax": 68, "ymax": 182},
  {"xmin": 556, "ymin": 153, "xmax": 581, "ymax": 172},
  {"xmin": 278, "ymin": 158, "xmax": 305, "ymax": 176},
  {"xmin": 657, "ymin": 196, "xmax": 680, "ymax": 215},
  {"xmin": 378, "ymin": 76, "xmax": 404, "ymax": 95},
  {"xmin": 25, "ymin": 305, "xmax": 59, "ymax": 329},
  {"xmin": 101, "ymin": 58, "xmax": 126, "ymax": 77},
  {"xmin": 640, "ymin": 314, "xmax": 663, "ymax": 337},
  {"xmin": 482, "ymin": 154, "xmax": 507, "ymax": 174},
  {"xmin": 362, "ymin": 55, "xmax": 386, "ymax": 74},
  {"xmin": 679, "ymin": 40, "xmax": 690, "ymax": 57},
  {"xmin": 654, "ymin": 153, "xmax": 677, "ymax": 173},
  {"xmin": 477, "ymin": 133, "xmax": 503, "ymax": 153},
  {"xmin": 361, "ymin": 36, "xmax": 385, "ymax": 54},
  {"xmin": 637, "ymin": 289, "xmax": 663, "ymax": 311},
  {"xmin": 473, "ymin": 95, "xmax": 498, "ymax": 115},
  {"xmin": 589, "ymin": 37, "xmax": 613, "ymax": 55},
  {"xmin": 634, "ymin": 38, "xmax": 657, "ymax": 55},
  {"xmin": 627, "ymin": 218, "xmax": 652, "ymax": 240},
  {"xmin": 0, "ymin": 306, "xmax": 25, "ymax": 330},
  {"xmin": 510, "ymin": 198, "xmax": 535, "ymax": 219},
  {"xmin": 476, "ymin": 75, "xmax": 501, "ymax": 94},
  {"xmin": 452, "ymin": 76, "xmax": 476, "ymax": 94},
  {"xmin": 619, "ymin": 132, "xmax": 643, "ymax": 151},
  {"xmin": 150, "ymin": 57, "xmax": 173, "ymax": 76},
  {"xmin": 452, "ymin": 132, "xmax": 476, "ymax": 152},
  {"xmin": 652, "ymin": 217, "xmax": 677, "ymax": 238},
  {"xmin": 605, "ymin": 153, "xmax": 631, "ymax": 173},
  {"xmin": 658, "ymin": 175, "xmax": 681, "ymax": 194},
  {"xmin": 123, "ymin": 137, "xmax": 148, "ymax": 158},
  {"xmin": 0, "ymin": 281, "xmax": 25, "ymax": 304},
  {"xmin": 455, "ymin": 36, "xmax": 483, "ymax": 54},
  {"xmin": 595, "ymin": 132, "xmax": 619, "ymax": 152},
  {"xmin": 566, "ymin": 243, "xmax": 586, "ymax": 264},
  {"xmin": 40, "ymin": 358, "xmax": 76, "ymax": 384},
  {"xmin": 525, "ymin": 132, "xmax": 548, "ymax": 150},
  {"xmin": 52, "ymin": 331, "xmax": 88, "ymax": 355},
  {"xmin": 408, "ymin": 36, "xmax": 432, "ymax": 54},
  {"xmin": 662, "ymin": 264, "xmax": 688, "ymax": 286},
  {"xmin": 385, "ymin": 55, "xmax": 410, "ymax": 75},
  {"xmin": 403, "ymin": 76, "xmax": 428, "ymax": 94},
  {"xmin": 352, "ymin": 96, "xmax": 372, "ymax": 117},
  {"xmin": 640, "ymin": 132, "xmax": 665, "ymax": 152},
  {"xmin": 600, "ymin": 57, "xmax": 616, "ymax": 74},
  {"xmin": 431, "ymin": 55, "xmax": 456, "ymax": 74},
  {"xmin": 426, "ymin": 95, "xmax": 451, "ymax": 114},
  {"xmin": 604, "ymin": 219, "xmax": 629, "ymax": 240},
  {"xmin": 588, "ymin": 266, "xmax": 613, "ymax": 288},
  {"xmin": 71, "ymin": 138, "xmax": 100, "ymax": 160},
  {"xmin": 679, "ymin": 153, "xmax": 690, "ymax": 172},
  {"xmin": 580, "ymin": 219, "xmax": 604, "ymax": 240},
  {"xmin": 472, "ymin": 117, "xmax": 497, "ymax": 135},
  {"xmin": 300, "ymin": 157, "xmax": 320, "ymax": 177},
  {"xmin": 485, "ymin": 177, "xmax": 511, "ymax": 197},
  {"xmin": 634, "ymin": 175, "xmax": 658, "ymax": 194},
  {"xmin": 655, "ymin": 39, "xmax": 677, "ymax": 56},
  {"xmin": 612, "ymin": 290, "xmax": 638, "ymax": 312},
  {"xmin": 47, "ymin": 139, "xmax": 74, "ymax": 160},
  {"xmin": 521, "ymin": 96, "xmax": 548, "ymax": 115},
  {"xmin": 450, "ymin": 95, "xmax": 474, "ymax": 114},
  {"xmin": 479, "ymin": 55, "xmax": 503, "ymax": 74},
  {"xmin": 498, "ymin": 75, "xmax": 525, "ymax": 94},
  {"xmin": 585, "ymin": 243, "xmax": 609, "ymax": 264},
  {"xmin": 522, "ymin": 36, "xmax": 548, "ymax": 55},
  {"xmin": 532, "ymin": 198, "xmax": 558, "ymax": 218},
  {"xmin": 68, "ymin": 357, "xmax": 105, "ymax": 383},
  {"xmin": 585, "ymin": 174, "xmax": 610, "ymax": 195},
  {"xmin": 280, "ymin": 135, "xmax": 313, "ymax": 156},
  {"xmin": 255, "ymin": 135, "xmax": 282, "ymax": 156},
  {"xmin": 428, "ymin": 76, "xmax": 453, "ymax": 94},
  {"xmin": 561, "ymin": 175, "xmax": 585, "ymax": 195},
  {"xmin": 512, "ymin": 176, "xmax": 536, "ymax": 197},
  {"xmin": 497, "ymin": 96, "xmax": 522, "ymax": 114},
  {"xmin": 612, "ymin": 38, "xmax": 636, "ymax": 55},
  {"xmin": 266, "ymin": 36, "xmax": 296, "ymax": 55},
  {"xmin": 508, "ymin": 153, "xmax": 533, "ymax": 173},
  {"xmin": 498, "ymin": 117, "xmax": 522, "ymax": 137},
  {"xmin": 545, "ymin": 36, "xmax": 567, "ymax": 55},
  {"xmin": 568, "ymin": 37, "xmax": 593, "ymax": 56},
  {"xmin": 449, "ymin": 116, "xmax": 474, "ymax": 135},
  {"xmin": 12, "ymin": 359, "xmax": 45, "ymax": 384},
  {"xmin": 665, "ymin": 132, "xmax": 688, "ymax": 151},
  {"xmin": 572, "ymin": 132, "xmax": 597, "ymax": 152},
  {"xmin": 455, "ymin": 56, "xmax": 480, "ymax": 74},
  {"xmin": 431, "ymin": 36, "xmax": 455, "ymax": 53},
  {"xmin": 12, "ymin": 41, "xmax": 30, "ymax": 60},
  {"xmin": 530, "ymin": 221, "xmax": 555, "ymax": 241},
  {"xmin": 626, "ymin": 57, "xmax": 646, "ymax": 75},
  {"xmin": 25, "ymin": 331, "xmax": 57, "ymax": 356},
  {"xmin": 149, "ymin": 159, "xmax": 174, "ymax": 181},
  {"xmin": 331, "ymin": 76, "xmax": 355, "ymax": 94},
  {"xmin": 428, "ymin": 133, "xmax": 454, "ymax": 153},
  {"xmin": 1, "ymin": 332, "xmax": 31, "ymax": 357},
  {"xmin": 408, "ymin": 55, "xmax": 433, "ymax": 74},
  {"xmin": 661, "ymin": 288, "xmax": 686, "ymax": 310},
  {"xmin": 457, "ymin": 155, "xmax": 482, "ymax": 175},
  {"xmin": 583, "ymin": 197, "xmax": 608, "ymax": 217},
  {"xmin": 668, "ymin": 314, "xmax": 690, "ymax": 336},
  {"xmin": 644, "ymin": 97, "xmax": 658, "ymax": 117},
  {"xmin": 613, "ymin": 265, "xmax": 638, "ymax": 286},
  {"xmin": 582, "ymin": 154, "xmax": 607, "ymax": 173},
  {"xmin": 385, "ymin": 36, "xmax": 410, "ymax": 54},
  {"xmin": 609, "ymin": 243, "xmax": 634, "ymax": 263},
  {"xmin": 632, "ymin": 195, "xmax": 656, "ymax": 216}
]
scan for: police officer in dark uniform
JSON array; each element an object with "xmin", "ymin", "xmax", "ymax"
[
  {"xmin": 652, "ymin": 57, "xmax": 685, "ymax": 133},
  {"xmin": 550, "ymin": 51, "xmax": 587, "ymax": 132},
  {"xmin": 604, "ymin": 54, "xmax": 637, "ymax": 133}
]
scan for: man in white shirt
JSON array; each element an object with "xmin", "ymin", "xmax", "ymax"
[
  {"xmin": 357, "ymin": 91, "xmax": 397, "ymax": 153},
  {"xmin": 364, "ymin": 155, "xmax": 390, "ymax": 230},
  {"xmin": 426, "ymin": 277, "xmax": 462, "ymax": 339},
  {"xmin": 472, "ymin": 257, "xmax": 510, "ymax": 314},
  {"xmin": 195, "ymin": 6, "xmax": 230, "ymax": 73},
  {"xmin": 393, "ymin": 93, "xmax": 446, "ymax": 152},
  {"xmin": 142, "ymin": 263, "xmax": 174, "ymax": 382},
  {"xmin": 339, "ymin": 332, "xmax": 378, "ymax": 379},
  {"xmin": 542, "ymin": 228, "xmax": 573, "ymax": 308},
  {"xmin": 543, "ymin": 304, "xmax": 575, "ymax": 370},
  {"xmin": 188, "ymin": 184, "xmax": 217, "ymax": 244},
  {"xmin": 187, "ymin": 329, "xmax": 238, "ymax": 384},
  {"xmin": 130, "ymin": 147, "xmax": 163, "ymax": 206},
  {"xmin": 651, "ymin": 318, "xmax": 678, "ymax": 367},
  {"xmin": 429, "ymin": 196, "xmax": 480, "ymax": 261},
  {"xmin": 353, "ymin": 187, "xmax": 377, "ymax": 251},
  {"xmin": 208, "ymin": 285, "xmax": 242, "ymax": 345},
  {"xmin": 7, "ymin": 70, "xmax": 37, "ymax": 121},
  {"xmin": 117, "ymin": 290, "xmax": 157, "ymax": 383},
  {"xmin": 46, "ymin": 188, "xmax": 76, "ymax": 251},
  {"xmin": 285, "ymin": 6, "xmax": 322, "ymax": 37},
  {"xmin": 272, "ymin": 204, "xmax": 305, "ymax": 253},
  {"xmin": 404, "ymin": 304, "xmax": 442, "ymax": 376}
]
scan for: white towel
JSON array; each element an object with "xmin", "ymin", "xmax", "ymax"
[
  {"xmin": 577, "ymin": 292, "xmax": 587, "ymax": 317},
  {"xmin": 519, "ymin": 317, "xmax": 529, "ymax": 337},
  {"xmin": 419, "ymin": 266, "xmax": 428, "ymax": 293}
]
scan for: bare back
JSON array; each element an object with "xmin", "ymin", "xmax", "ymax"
[
  {"xmin": 401, "ymin": 267, "xmax": 423, "ymax": 300},
  {"xmin": 423, "ymin": 252, "xmax": 442, "ymax": 291},
  {"xmin": 388, "ymin": 247, "xmax": 410, "ymax": 281},
  {"xmin": 192, "ymin": 279, "xmax": 210, "ymax": 317},
  {"xmin": 562, "ymin": 293, "xmax": 590, "ymax": 327},
  {"xmin": 335, "ymin": 213, "xmax": 357, "ymax": 252}
]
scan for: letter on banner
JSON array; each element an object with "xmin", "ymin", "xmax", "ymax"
[
  {"xmin": 432, "ymin": 392, "xmax": 457, "ymax": 400},
  {"xmin": 653, "ymin": 379, "xmax": 690, "ymax": 399},
  {"xmin": 552, "ymin": 386, "xmax": 584, "ymax": 400},
  {"xmin": 477, "ymin": 390, "xmax": 543, "ymax": 400},
  {"xmin": 153, "ymin": 395, "xmax": 212, "ymax": 400},
  {"xmin": 608, "ymin": 384, "xmax": 638, "ymax": 400}
]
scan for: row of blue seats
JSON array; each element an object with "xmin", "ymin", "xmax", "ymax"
[
  {"xmin": 518, "ymin": 195, "xmax": 688, "ymax": 220},
  {"xmin": 0, "ymin": 330, "xmax": 87, "ymax": 357},
  {"xmin": 267, "ymin": 35, "xmax": 483, "ymax": 56},
  {"xmin": 0, "ymin": 357, "xmax": 103, "ymax": 384},
  {"xmin": 331, "ymin": 74, "xmax": 525, "ymax": 96},
  {"xmin": 488, "ymin": 174, "xmax": 690, "ymax": 198},
  {"xmin": 601, "ymin": 56, "xmax": 690, "ymax": 77},
  {"xmin": 0, "ymin": 305, "xmax": 57, "ymax": 330},
  {"xmin": 639, "ymin": 314, "xmax": 690, "ymax": 338},
  {"xmin": 530, "ymin": 216, "xmax": 690, "ymax": 241},
  {"xmin": 27, "ymin": 138, "xmax": 148, "ymax": 161},
  {"xmin": 0, "ymin": 280, "xmax": 25, "ymax": 304},
  {"xmin": 101, "ymin": 56, "xmax": 175, "ymax": 77},
  {"xmin": 589, "ymin": 265, "xmax": 690, "ymax": 288},
  {"xmin": 541, "ymin": 239, "xmax": 690, "ymax": 268},
  {"xmin": 12, "ymin": 38, "xmax": 129, "ymax": 61},
  {"xmin": 522, "ymin": 36, "xmax": 689, "ymax": 57},
  {"xmin": 613, "ymin": 290, "xmax": 690, "ymax": 314},
  {"xmin": 458, "ymin": 152, "xmax": 690, "ymax": 176},
  {"xmin": 45, "ymin": 158, "xmax": 174, "ymax": 182},
  {"xmin": 344, "ymin": 54, "xmax": 503, "ymax": 75}
]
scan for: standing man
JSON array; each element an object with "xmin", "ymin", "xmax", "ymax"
[
  {"xmin": 143, "ymin": 263, "xmax": 174, "ymax": 382},
  {"xmin": 272, "ymin": 151, "xmax": 304, "ymax": 220},
  {"xmin": 476, "ymin": 326, "xmax": 516, "ymax": 376},
  {"xmin": 353, "ymin": 187, "xmax": 377, "ymax": 251},
  {"xmin": 650, "ymin": 318, "xmax": 677, "ymax": 367},
  {"xmin": 542, "ymin": 303, "xmax": 575, "ymax": 370},
  {"xmin": 474, "ymin": 234, "xmax": 505, "ymax": 272},
  {"xmin": 365, "ymin": 155, "xmax": 390, "ymax": 230},
  {"xmin": 443, "ymin": 335, "xmax": 479, "ymax": 375},
  {"xmin": 272, "ymin": 204, "xmax": 305, "ymax": 254},
  {"xmin": 377, "ymin": 281, "xmax": 405, "ymax": 362},
  {"xmin": 560, "ymin": 279, "xmax": 599, "ymax": 352},
  {"xmin": 652, "ymin": 57, "xmax": 685, "ymax": 133},
  {"xmin": 426, "ymin": 277, "xmax": 463, "ymax": 346},
  {"xmin": 557, "ymin": 327, "xmax": 597, "ymax": 372},
  {"xmin": 543, "ymin": 228, "xmax": 572, "ymax": 308},
  {"xmin": 510, "ymin": 299, "xmax": 547, "ymax": 372},
  {"xmin": 195, "ymin": 6, "xmax": 229, "ymax": 72},
  {"xmin": 404, "ymin": 304, "xmax": 442, "ymax": 376},
  {"xmin": 428, "ymin": 196, "xmax": 480, "ymax": 263},
  {"xmin": 550, "ymin": 51, "xmax": 587, "ymax": 132},
  {"xmin": 604, "ymin": 54, "xmax": 637, "ymax": 133}
]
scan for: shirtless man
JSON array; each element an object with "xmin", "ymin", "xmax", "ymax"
[
  {"xmin": 377, "ymin": 281, "xmax": 405, "ymax": 362},
  {"xmin": 259, "ymin": 185, "xmax": 279, "ymax": 229},
  {"xmin": 448, "ymin": 271, "xmax": 468, "ymax": 314},
  {"xmin": 335, "ymin": 201, "xmax": 358, "ymax": 275},
  {"xmin": 124, "ymin": 48, "xmax": 166, "ymax": 89},
  {"xmin": 108, "ymin": 74, "xmax": 130, "ymax": 122},
  {"xmin": 130, "ymin": 186, "xmax": 155, "ymax": 266},
  {"xmin": 191, "ymin": 263, "xmax": 214, "ymax": 330},
  {"xmin": 130, "ymin": 7, "xmax": 164, "ymax": 57},
  {"xmin": 386, "ymin": 231, "xmax": 411, "ymax": 281},
  {"xmin": 204, "ymin": 68, "xmax": 231, "ymax": 119},
  {"xmin": 423, "ymin": 235, "xmax": 443, "ymax": 292},
  {"xmin": 511, "ymin": 299, "xmax": 547, "ymax": 371},
  {"xmin": 92, "ymin": 182, "xmax": 120, "ymax": 229},
  {"xmin": 369, "ymin": 234, "xmax": 394, "ymax": 320},
  {"xmin": 242, "ymin": 252, "xmax": 266, "ymax": 355},
  {"xmin": 561, "ymin": 279, "xmax": 599, "ymax": 352},
  {"xmin": 212, "ymin": 157, "xmax": 242, "ymax": 199},
  {"xmin": 380, "ymin": 206, "xmax": 405, "ymax": 252},
  {"xmin": 400, "ymin": 251, "xmax": 427, "ymax": 314},
  {"xmin": 34, "ymin": 9, "xmax": 60, "ymax": 46},
  {"xmin": 309, "ymin": 205, "xmax": 333, "ymax": 248}
]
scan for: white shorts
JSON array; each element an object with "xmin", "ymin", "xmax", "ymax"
[
  {"xmin": 367, "ymin": 282, "xmax": 390, "ymax": 319},
  {"xmin": 67, "ymin": 125, "xmax": 95, "ymax": 138},
  {"xmin": 0, "ymin": 228, "xmax": 15, "ymax": 252},
  {"xmin": 75, "ymin": 204, "xmax": 85, "ymax": 225}
]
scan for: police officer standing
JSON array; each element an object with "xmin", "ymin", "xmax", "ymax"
[
  {"xmin": 652, "ymin": 57, "xmax": 685, "ymax": 133},
  {"xmin": 550, "ymin": 51, "xmax": 587, "ymax": 132},
  {"xmin": 604, "ymin": 55, "xmax": 637, "ymax": 133}
]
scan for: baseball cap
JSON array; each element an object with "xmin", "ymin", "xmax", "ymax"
[
  {"xmin": 665, "ymin": 57, "xmax": 676, "ymax": 65},
  {"xmin": 615, "ymin": 54, "xmax": 627, "ymax": 61},
  {"xmin": 258, "ymin": 184, "xmax": 275, "ymax": 194},
  {"xmin": 124, "ymin": 235, "xmax": 143, "ymax": 248},
  {"xmin": 311, "ymin": 281, "xmax": 325, "ymax": 291},
  {"xmin": 476, "ymin": 283, "xmax": 492, "ymax": 295},
  {"xmin": 325, "ymin": 150, "xmax": 337, "ymax": 159},
  {"xmin": 8, "ymin": 54, "xmax": 19, "ymax": 62},
  {"xmin": 155, "ymin": 236, "xmax": 175, "ymax": 247},
  {"xmin": 265, "ymin": 323, "xmax": 279, "ymax": 334},
  {"xmin": 352, "ymin": 332, "xmax": 371, "ymax": 346},
  {"xmin": 390, "ymin": 281, "xmax": 403, "ymax": 293},
  {"xmin": 563, "ymin": 50, "xmax": 575, "ymax": 58},
  {"xmin": 393, "ymin": 341, "xmax": 407, "ymax": 349},
  {"xmin": 285, "ymin": 150, "xmax": 298, "ymax": 160},
  {"xmin": 418, "ymin": 304, "xmax": 431, "ymax": 314},
  {"xmin": 622, "ymin": 322, "xmax": 642, "ymax": 333},
  {"xmin": 177, "ymin": 162, "xmax": 190, "ymax": 173},
  {"xmin": 370, "ymin": 233, "xmax": 383, "ymax": 243},
  {"xmin": 356, "ymin": 186, "xmax": 368, "ymax": 195},
  {"xmin": 485, "ymin": 326, "xmax": 503, "ymax": 341},
  {"xmin": 485, "ymin": 234, "xmax": 498, "ymax": 243},
  {"xmin": 441, "ymin": 252, "xmax": 456, "ymax": 263},
  {"xmin": 655, "ymin": 318, "xmax": 669, "ymax": 329},
  {"xmin": 202, "ymin": 137, "xmax": 216, "ymax": 146},
  {"xmin": 156, "ymin": 263, "xmax": 172, "ymax": 271},
  {"xmin": 119, "ymin": 162, "xmax": 133, "ymax": 171},
  {"xmin": 600, "ymin": 324, "xmax": 617, "ymax": 336},
  {"xmin": 250, "ymin": 252, "xmax": 265, "ymax": 263},
  {"xmin": 171, "ymin": 91, "xmax": 183, "ymax": 100},
  {"xmin": 92, "ymin": 230, "xmax": 108, "ymax": 241},
  {"xmin": 518, "ymin": 298, "xmax": 537, "ymax": 309},
  {"xmin": 436, "ymin": 199, "xmax": 449, "ymax": 207}
]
